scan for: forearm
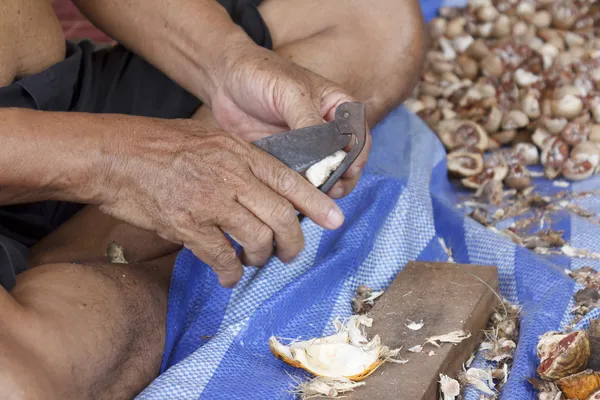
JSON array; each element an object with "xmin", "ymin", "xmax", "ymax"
[
  {"xmin": 259, "ymin": 0, "xmax": 428, "ymax": 125},
  {"xmin": 72, "ymin": 0, "xmax": 252, "ymax": 103},
  {"xmin": 0, "ymin": 108, "xmax": 104, "ymax": 205}
]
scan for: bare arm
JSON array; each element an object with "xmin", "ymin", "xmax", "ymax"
[
  {"xmin": 71, "ymin": 0, "xmax": 251, "ymax": 103},
  {"xmin": 29, "ymin": 0, "xmax": 428, "ymax": 266},
  {"xmin": 0, "ymin": 108, "xmax": 109, "ymax": 205},
  {"xmin": 259, "ymin": 0, "xmax": 428, "ymax": 125}
]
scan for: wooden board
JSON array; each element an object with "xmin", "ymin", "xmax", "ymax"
[{"xmin": 321, "ymin": 261, "xmax": 500, "ymax": 399}]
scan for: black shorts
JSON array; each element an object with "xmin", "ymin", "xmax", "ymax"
[{"xmin": 0, "ymin": 0, "xmax": 271, "ymax": 291}]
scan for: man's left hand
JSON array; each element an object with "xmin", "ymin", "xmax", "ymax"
[{"xmin": 201, "ymin": 41, "xmax": 372, "ymax": 199}]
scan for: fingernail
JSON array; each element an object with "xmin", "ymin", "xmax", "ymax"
[
  {"xmin": 327, "ymin": 205, "xmax": 344, "ymax": 228},
  {"xmin": 351, "ymin": 166, "xmax": 362, "ymax": 176}
]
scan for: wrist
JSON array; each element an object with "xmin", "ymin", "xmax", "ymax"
[{"xmin": 194, "ymin": 30, "xmax": 259, "ymax": 104}]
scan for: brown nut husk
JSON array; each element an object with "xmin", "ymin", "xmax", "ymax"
[
  {"xmin": 556, "ymin": 369, "xmax": 600, "ymax": 399},
  {"xmin": 537, "ymin": 330, "xmax": 591, "ymax": 381},
  {"xmin": 447, "ymin": 151, "xmax": 484, "ymax": 178}
]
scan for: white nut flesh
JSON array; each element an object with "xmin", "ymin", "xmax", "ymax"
[{"xmin": 306, "ymin": 150, "xmax": 347, "ymax": 187}]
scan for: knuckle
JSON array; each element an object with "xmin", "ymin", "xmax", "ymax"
[
  {"xmin": 169, "ymin": 209, "xmax": 193, "ymax": 229},
  {"xmin": 271, "ymin": 200, "xmax": 297, "ymax": 230},
  {"xmin": 274, "ymin": 168, "xmax": 298, "ymax": 196},
  {"xmin": 254, "ymin": 225, "xmax": 274, "ymax": 247},
  {"xmin": 212, "ymin": 244, "xmax": 238, "ymax": 270}
]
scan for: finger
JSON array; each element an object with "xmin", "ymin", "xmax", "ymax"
[
  {"xmin": 219, "ymin": 205, "xmax": 275, "ymax": 267},
  {"xmin": 184, "ymin": 227, "xmax": 244, "ymax": 288},
  {"xmin": 336, "ymin": 127, "xmax": 373, "ymax": 197},
  {"xmin": 248, "ymin": 148, "xmax": 345, "ymax": 231},
  {"xmin": 282, "ymin": 91, "xmax": 326, "ymax": 130},
  {"xmin": 236, "ymin": 174, "xmax": 304, "ymax": 263}
]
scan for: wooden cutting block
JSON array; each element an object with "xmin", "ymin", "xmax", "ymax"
[{"xmin": 326, "ymin": 261, "xmax": 500, "ymax": 399}]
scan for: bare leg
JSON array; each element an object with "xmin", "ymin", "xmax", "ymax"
[
  {"xmin": 0, "ymin": 0, "xmax": 65, "ymax": 85},
  {"xmin": 0, "ymin": 253, "xmax": 175, "ymax": 400}
]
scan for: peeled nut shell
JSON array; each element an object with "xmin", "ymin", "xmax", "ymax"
[
  {"xmin": 491, "ymin": 14, "xmax": 511, "ymax": 38},
  {"xmin": 491, "ymin": 130, "xmax": 516, "ymax": 145},
  {"xmin": 522, "ymin": 93, "xmax": 541, "ymax": 119},
  {"xmin": 456, "ymin": 55, "xmax": 479, "ymax": 80},
  {"xmin": 466, "ymin": 39, "xmax": 491, "ymax": 60},
  {"xmin": 483, "ymin": 107, "xmax": 503, "ymax": 133},
  {"xmin": 481, "ymin": 55, "xmax": 504, "ymax": 77},
  {"xmin": 446, "ymin": 17, "xmax": 466, "ymax": 39},
  {"xmin": 537, "ymin": 330, "xmax": 590, "ymax": 381},
  {"xmin": 552, "ymin": 95, "xmax": 584, "ymax": 120},
  {"xmin": 557, "ymin": 370, "xmax": 600, "ymax": 400},
  {"xmin": 502, "ymin": 110, "xmax": 529, "ymax": 130},
  {"xmin": 475, "ymin": 5, "xmax": 498, "ymax": 22},
  {"xmin": 590, "ymin": 125, "xmax": 600, "ymax": 142},
  {"xmin": 531, "ymin": 10, "xmax": 552, "ymax": 28},
  {"xmin": 429, "ymin": 18, "xmax": 447, "ymax": 38},
  {"xmin": 543, "ymin": 117, "xmax": 568, "ymax": 135}
]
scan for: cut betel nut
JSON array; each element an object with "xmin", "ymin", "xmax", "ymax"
[
  {"xmin": 541, "ymin": 137, "xmax": 569, "ymax": 179},
  {"xmin": 461, "ymin": 164, "xmax": 507, "ymax": 189},
  {"xmin": 437, "ymin": 119, "xmax": 489, "ymax": 151},
  {"xmin": 447, "ymin": 151, "xmax": 484, "ymax": 177},
  {"xmin": 512, "ymin": 142, "xmax": 540, "ymax": 165},
  {"xmin": 563, "ymin": 159, "xmax": 596, "ymax": 181},
  {"xmin": 536, "ymin": 330, "xmax": 591, "ymax": 381}
]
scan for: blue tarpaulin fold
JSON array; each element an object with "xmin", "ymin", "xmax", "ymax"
[{"xmin": 136, "ymin": 105, "xmax": 600, "ymax": 399}]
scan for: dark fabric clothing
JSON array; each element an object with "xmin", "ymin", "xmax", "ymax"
[{"xmin": 0, "ymin": 0, "xmax": 271, "ymax": 290}]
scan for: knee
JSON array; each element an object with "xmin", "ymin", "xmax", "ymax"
[{"xmin": 0, "ymin": 0, "xmax": 66, "ymax": 85}]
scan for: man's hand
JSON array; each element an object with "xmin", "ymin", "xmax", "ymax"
[
  {"xmin": 200, "ymin": 43, "xmax": 372, "ymax": 199},
  {"xmin": 98, "ymin": 119, "xmax": 345, "ymax": 287}
]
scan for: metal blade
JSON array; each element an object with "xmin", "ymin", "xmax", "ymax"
[{"xmin": 252, "ymin": 121, "xmax": 351, "ymax": 172}]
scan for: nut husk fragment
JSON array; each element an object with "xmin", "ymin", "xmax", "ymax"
[{"xmin": 556, "ymin": 369, "xmax": 600, "ymax": 400}]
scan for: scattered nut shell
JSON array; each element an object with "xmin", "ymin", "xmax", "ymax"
[{"xmin": 552, "ymin": 95, "xmax": 584, "ymax": 120}]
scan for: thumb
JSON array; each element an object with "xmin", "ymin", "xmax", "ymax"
[{"xmin": 282, "ymin": 89, "xmax": 326, "ymax": 130}]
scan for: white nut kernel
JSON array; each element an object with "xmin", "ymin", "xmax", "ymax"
[{"xmin": 514, "ymin": 69, "xmax": 542, "ymax": 87}]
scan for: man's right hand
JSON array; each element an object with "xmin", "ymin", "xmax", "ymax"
[{"xmin": 97, "ymin": 119, "xmax": 345, "ymax": 287}]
